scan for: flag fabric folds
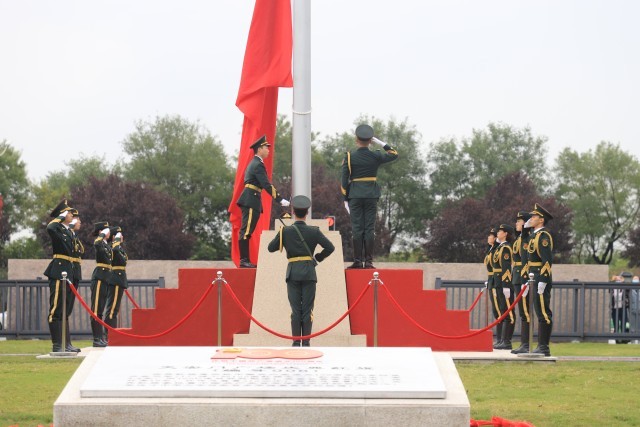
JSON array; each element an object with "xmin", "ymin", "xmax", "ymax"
[{"xmin": 228, "ymin": 0, "xmax": 293, "ymax": 266}]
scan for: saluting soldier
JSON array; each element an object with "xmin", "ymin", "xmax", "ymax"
[
  {"xmin": 494, "ymin": 224, "xmax": 515, "ymax": 350},
  {"xmin": 267, "ymin": 195, "xmax": 335, "ymax": 347},
  {"xmin": 65, "ymin": 208, "xmax": 84, "ymax": 353},
  {"xmin": 90, "ymin": 222, "xmax": 112, "ymax": 347},
  {"xmin": 236, "ymin": 135, "xmax": 290, "ymax": 268},
  {"xmin": 484, "ymin": 227, "xmax": 500, "ymax": 345},
  {"xmin": 526, "ymin": 203, "xmax": 554, "ymax": 356},
  {"xmin": 511, "ymin": 211, "xmax": 533, "ymax": 354},
  {"xmin": 104, "ymin": 226, "xmax": 128, "ymax": 342},
  {"xmin": 340, "ymin": 124, "xmax": 398, "ymax": 269},
  {"xmin": 43, "ymin": 199, "xmax": 75, "ymax": 353}
]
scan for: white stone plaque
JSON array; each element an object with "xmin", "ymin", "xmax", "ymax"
[{"xmin": 80, "ymin": 346, "xmax": 446, "ymax": 399}]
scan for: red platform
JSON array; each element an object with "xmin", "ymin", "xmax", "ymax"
[{"xmin": 110, "ymin": 268, "xmax": 492, "ymax": 351}]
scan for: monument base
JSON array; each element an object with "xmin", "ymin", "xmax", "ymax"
[{"xmin": 54, "ymin": 347, "xmax": 470, "ymax": 426}]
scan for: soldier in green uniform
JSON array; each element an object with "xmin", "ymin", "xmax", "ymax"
[
  {"xmin": 340, "ymin": 124, "xmax": 398, "ymax": 269},
  {"xmin": 494, "ymin": 224, "xmax": 515, "ymax": 350},
  {"xmin": 484, "ymin": 227, "xmax": 500, "ymax": 345},
  {"xmin": 104, "ymin": 226, "xmax": 128, "ymax": 342},
  {"xmin": 267, "ymin": 195, "xmax": 335, "ymax": 346},
  {"xmin": 43, "ymin": 200, "xmax": 75, "ymax": 352},
  {"xmin": 237, "ymin": 135, "xmax": 290, "ymax": 268},
  {"xmin": 511, "ymin": 211, "xmax": 533, "ymax": 354},
  {"xmin": 527, "ymin": 204, "xmax": 554, "ymax": 356},
  {"xmin": 90, "ymin": 222, "xmax": 111, "ymax": 347},
  {"xmin": 65, "ymin": 208, "xmax": 84, "ymax": 353}
]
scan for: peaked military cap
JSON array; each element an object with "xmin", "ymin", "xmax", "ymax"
[
  {"xmin": 249, "ymin": 135, "xmax": 270, "ymax": 150},
  {"xmin": 530, "ymin": 203, "xmax": 553, "ymax": 221},
  {"xmin": 291, "ymin": 195, "xmax": 311, "ymax": 210},
  {"xmin": 70, "ymin": 208, "xmax": 80, "ymax": 217},
  {"xmin": 498, "ymin": 224, "xmax": 515, "ymax": 235},
  {"xmin": 488, "ymin": 227, "xmax": 498, "ymax": 237},
  {"xmin": 355, "ymin": 124, "xmax": 374, "ymax": 141},
  {"xmin": 50, "ymin": 199, "xmax": 73, "ymax": 218},
  {"xmin": 93, "ymin": 221, "xmax": 110, "ymax": 236},
  {"xmin": 516, "ymin": 210, "xmax": 531, "ymax": 222},
  {"xmin": 109, "ymin": 225, "xmax": 122, "ymax": 235}
]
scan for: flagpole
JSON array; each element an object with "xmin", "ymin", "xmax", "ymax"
[{"xmin": 292, "ymin": 0, "xmax": 312, "ymax": 205}]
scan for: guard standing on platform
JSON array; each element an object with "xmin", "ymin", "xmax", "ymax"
[
  {"xmin": 494, "ymin": 224, "xmax": 515, "ymax": 350},
  {"xmin": 90, "ymin": 222, "xmax": 112, "ymax": 347},
  {"xmin": 267, "ymin": 195, "xmax": 335, "ymax": 347},
  {"xmin": 236, "ymin": 135, "xmax": 290, "ymax": 268},
  {"xmin": 511, "ymin": 211, "xmax": 533, "ymax": 354},
  {"xmin": 66, "ymin": 208, "xmax": 84, "ymax": 353},
  {"xmin": 104, "ymin": 226, "xmax": 128, "ymax": 342},
  {"xmin": 340, "ymin": 124, "xmax": 398, "ymax": 269},
  {"xmin": 527, "ymin": 203, "xmax": 554, "ymax": 356},
  {"xmin": 484, "ymin": 227, "xmax": 500, "ymax": 345},
  {"xmin": 43, "ymin": 199, "xmax": 75, "ymax": 353}
]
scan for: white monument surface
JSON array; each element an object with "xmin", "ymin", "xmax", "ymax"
[{"xmin": 80, "ymin": 346, "xmax": 446, "ymax": 399}]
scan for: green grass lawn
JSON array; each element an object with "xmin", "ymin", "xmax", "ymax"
[{"xmin": 0, "ymin": 339, "xmax": 638, "ymax": 426}]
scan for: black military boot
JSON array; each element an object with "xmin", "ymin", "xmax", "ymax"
[
  {"xmin": 91, "ymin": 319, "xmax": 107, "ymax": 347},
  {"xmin": 65, "ymin": 318, "xmax": 80, "ymax": 353},
  {"xmin": 511, "ymin": 320, "xmax": 530, "ymax": 354},
  {"xmin": 347, "ymin": 238, "xmax": 363, "ymax": 269},
  {"xmin": 239, "ymin": 239, "xmax": 257, "ymax": 268},
  {"xmin": 493, "ymin": 322, "xmax": 503, "ymax": 349},
  {"xmin": 532, "ymin": 321, "xmax": 552, "ymax": 356},
  {"xmin": 364, "ymin": 238, "xmax": 375, "ymax": 269},
  {"xmin": 49, "ymin": 321, "xmax": 63, "ymax": 353},
  {"xmin": 104, "ymin": 316, "xmax": 119, "ymax": 345},
  {"xmin": 291, "ymin": 320, "xmax": 301, "ymax": 347},
  {"xmin": 301, "ymin": 321, "xmax": 313, "ymax": 347},
  {"xmin": 496, "ymin": 321, "xmax": 515, "ymax": 350}
]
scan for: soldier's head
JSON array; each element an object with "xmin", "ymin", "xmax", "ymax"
[
  {"xmin": 69, "ymin": 209, "xmax": 81, "ymax": 231},
  {"xmin": 487, "ymin": 227, "xmax": 497, "ymax": 245},
  {"xmin": 250, "ymin": 135, "xmax": 271, "ymax": 158},
  {"xmin": 50, "ymin": 199, "xmax": 74, "ymax": 224},
  {"xmin": 355, "ymin": 124, "xmax": 374, "ymax": 146},
  {"xmin": 497, "ymin": 224, "xmax": 515, "ymax": 243},
  {"xmin": 515, "ymin": 211, "xmax": 531, "ymax": 232},
  {"xmin": 109, "ymin": 225, "xmax": 122, "ymax": 242},
  {"xmin": 93, "ymin": 221, "xmax": 110, "ymax": 237},
  {"xmin": 291, "ymin": 195, "xmax": 311, "ymax": 219},
  {"xmin": 529, "ymin": 203, "xmax": 553, "ymax": 229}
]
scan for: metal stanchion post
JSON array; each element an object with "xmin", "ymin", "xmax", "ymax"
[
  {"xmin": 214, "ymin": 271, "xmax": 224, "ymax": 347},
  {"xmin": 518, "ymin": 272, "xmax": 544, "ymax": 358},
  {"xmin": 370, "ymin": 272, "xmax": 384, "ymax": 347},
  {"xmin": 50, "ymin": 272, "xmax": 75, "ymax": 357}
]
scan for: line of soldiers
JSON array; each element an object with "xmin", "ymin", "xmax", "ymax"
[
  {"xmin": 44, "ymin": 200, "xmax": 129, "ymax": 352},
  {"xmin": 484, "ymin": 204, "xmax": 554, "ymax": 356}
]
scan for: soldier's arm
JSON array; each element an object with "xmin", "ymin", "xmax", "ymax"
[
  {"xmin": 539, "ymin": 231, "xmax": 553, "ymax": 281},
  {"xmin": 376, "ymin": 143, "xmax": 398, "ymax": 164},
  {"xmin": 254, "ymin": 162, "xmax": 283, "ymax": 202},
  {"xmin": 267, "ymin": 227, "xmax": 284, "ymax": 253},
  {"xmin": 313, "ymin": 229, "xmax": 335, "ymax": 262},
  {"xmin": 501, "ymin": 247, "xmax": 513, "ymax": 285},
  {"xmin": 340, "ymin": 152, "xmax": 350, "ymax": 200}
]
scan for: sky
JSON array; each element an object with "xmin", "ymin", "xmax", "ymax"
[{"xmin": 1, "ymin": 0, "xmax": 639, "ymax": 182}]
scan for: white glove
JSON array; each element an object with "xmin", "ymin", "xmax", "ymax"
[
  {"xmin": 524, "ymin": 218, "xmax": 533, "ymax": 229},
  {"xmin": 523, "ymin": 284, "xmax": 529, "ymax": 298},
  {"xmin": 503, "ymin": 288, "xmax": 511, "ymax": 299},
  {"xmin": 70, "ymin": 218, "xmax": 78, "ymax": 226},
  {"xmin": 115, "ymin": 232, "xmax": 123, "ymax": 240},
  {"xmin": 344, "ymin": 201, "xmax": 350, "ymax": 214},
  {"xmin": 101, "ymin": 228, "xmax": 110, "ymax": 237},
  {"xmin": 483, "ymin": 281, "xmax": 488, "ymax": 290},
  {"xmin": 371, "ymin": 137, "xmax": 385, "ymax": 147},
  {"xmin": 537, "ymin": 282, "xmax": 547, "ymax": 294},
  {"xmin": 280, "ymin": 199, "xmax": 290, "ymax": 207},
  {"xmin": 58, "ymin": 210, "xmax": 70, "ymax": 219}
]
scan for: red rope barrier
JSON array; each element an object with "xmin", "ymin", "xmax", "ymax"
[
  {"xmin": 381, "ymin": 283, "xmax": 527, "ymax": 339},
  {"xmin": 69, "ymin": 281, "xmax": 214, "ymax": 339},
  {"xmin": 467, "ymin": 289, "xmax": 484, "ymax": 312},
  {"xmin": 224, "ymin": 280, "xmax": 371, "ymax": 340},
  {"xmin": 124, "ymin": 289, "xmax": 141, "ymax": 309},
  {"xmin": 470, "ymin": 416, "xmax": 535, "ymax": 427}
]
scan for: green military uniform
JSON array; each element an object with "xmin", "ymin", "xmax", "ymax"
[
  {"xmin": 105, "ymin": 226, "xmax": 128, "ymax": 339},
  {"xmin": 267, "ymin": 195, "xmax": 335, "ymax": 346},
  {"xmin": 340, "ymin": 124, "xmax": 398, "ymax": 268},
  {"xmin": 526, "ymin": 204, "xmax": 554, "ymax": 356},
  {"xmin": 43, "ymin": 200, "xmax": 75, "ymax": 352},
  {"xmin": 483, "ymin": 228, "xmax": 499, "ymax": 344},
  {"xmin": 237, "ymin": 136, "xmax": 285, "ymax": 267},
  {"xmin": 511, "ymin": 211, "xmax": 533, "ymax": 354},
  {"xmin": 65, "ymin": 208, "xmax": 84, "ymax": 353},
  {"xmin": 90, "ymin": 221, "xmax": 112, "ymax": 347},
  {"xmin": 493, "ymin": 224, "xmax": 515, "ymax": 350}
]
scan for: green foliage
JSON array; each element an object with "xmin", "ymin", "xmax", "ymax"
[
  {"xmin": 3, "ymin": 237, "xmax": 45, "ymax": 259},
  {"xmin": 121, "ymin": 115, "xmax": 235, "ymax": 260},
  {"xmin": 554, "ymin": 142, "xmax": 640, "ymax": 264},
  {"xmin": 0, "ymin": 140, "xmax": 31, "ymax": 234}
]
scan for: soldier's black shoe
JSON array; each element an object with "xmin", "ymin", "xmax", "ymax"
[
  {"xmin": 511, "ymin": 344, "xmax": 529, "ymax": 354},
  {"xmin": 292, "ymin": 341, "xmax": 301, "ymax": 347},
  {"xmin": 363, "ymin": 261, "xmax": 375, "ymax": 269},
  {"xmin": 92, "ymin": 339, "xmax": 107, "ymax": 348},
  {"xmin": 301, "ymin": 341, "xmax": 310, "ymax": 347},
  {"xmin": 493, "ymin": 340, "xmax": 504, "ymax": 350},
  {"xmin": 239, "ymin": 259, "xmax": 257, "ymax": 268},
  {"xmin": 347, "ymin": 261, "xmax": 363, "ymax": 269},
  {"xmin": 531, "ymin": 345, "xmax": 550, "ymax": 357},
  {"xmin": 66, "ymin": 344, "xmax": 81, "ymax": 353}
]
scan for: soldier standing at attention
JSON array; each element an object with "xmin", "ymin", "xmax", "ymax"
[
  {"xmin": 340, "ymin": 124, "xmax": 398, "ymax": 269},
  {"xmin": 494, "ymin": 224, "xmax": 515, "ymax": 350},
  {"xmin": 484, "ymin": 227, "xmax": 503, "ymax": 346},
  {"xmin": 66, "ymin": 208, "xmax": 84, "ymax": 353},
  {"xmin": 43, "ymin": 200, "xmax": 75, "ymax": 353},
  {"xmin": 236, "ymin": 135, "xmax": 290, "ymax": 268},
  {"xmin": 527, "ymin": 204, "xmax": 554, "ymax": 356},
  {"xmin": 90, "ymin": 222, "xmax": 111, "ymax": 347},
  {"xmin": 511, "ymin": 211, "xmax": 533, "ymax": 354},
  {"xmin": 104, "ymin": 226, "xmax": 128, "ymax": 343},
  {"xmin": 267, "ymin": 195, "xmax": 335, "ymax": 347}
]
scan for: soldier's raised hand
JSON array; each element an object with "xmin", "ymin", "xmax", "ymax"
[{"xmin": 280, "ymin": 199, "xmax": 290, "ymax": 207}]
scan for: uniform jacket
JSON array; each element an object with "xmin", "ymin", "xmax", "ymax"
[
  {"xmin": 237, "ymin": 156, "xmax": 283, "ymax": 211},
  {"xmin": 109, "ymin": 239, "xmax": 128, "ymax": 289},
  {"xmin": 44, "ymin": 218, "xmax": 75, "ymax": 280},
  {"xmin": 340, "ymin": 144, "xmax": 398, "ymax": 200},
  {"xmin": 484, "ymin": 244, "xmax": 495, "ymax": 288},
  {"xmin": 492, "ymin": 241, "xmax": 513, "ymax": 289},
  {"xmin": 267, "ymin": 220, "xmax": 335, "ymax": 282},
  {"xmin": 526, "ymin": 228, "xmax": 553, "ymax": 284},
  {"xmin": 91, "ymin": 233, "xmax": 113, "ymax": 282},
  {"xmin": 512, "ymin": 232, "xmax": 525, "ymax": 285},
  {"xmin": 71, "ymin": 231, "xmax": 84, "ymax": 284}
]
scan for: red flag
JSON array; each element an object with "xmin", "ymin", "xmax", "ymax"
[{"xmin": 228, "ymin": 0, "xmax": 293, "ymax": 266}]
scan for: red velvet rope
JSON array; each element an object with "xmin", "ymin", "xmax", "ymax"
[
  {"xmin": 69, "ymin": 281, "xmax": 214, "ymax": 339},
  {"xmin": 224, "ymin": 280, "xmax": 371, "ymax": 340},
  {"xmin": 470, "ymin": 416, "xmax": 535, "ymax": 427},
  {"xmin": 381, "ymin": 283, "xmax": 527, "ymax": 339},
  {"xmin": 124, "ymin": 289, "xmax": 141, "ymax": 309},
  {"xmin": 467, "ymin": 289, "xmax": 484, "ymax": 312}
]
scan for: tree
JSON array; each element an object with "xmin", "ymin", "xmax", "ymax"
[
  {"xmin": 0, "ymin": 140, "xmax": 31, "ymax": 234},
  {"xmin": 36, "ymin": 175, "xmax": 195, "ymax": 260},
  {"xmin": 427, "ymin": 123, "xmax": 549, "ymax": 209},
  {"xmin": 423, "ymin": 172, "xmax": 573, "ymax": 263},
  {"xmin": 554, "ymin": 142, "xmax": 640, "ymax": 264},
  {"xmin": 121, "ymin": 115, "xmax": 234, "ymax": 259}
]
